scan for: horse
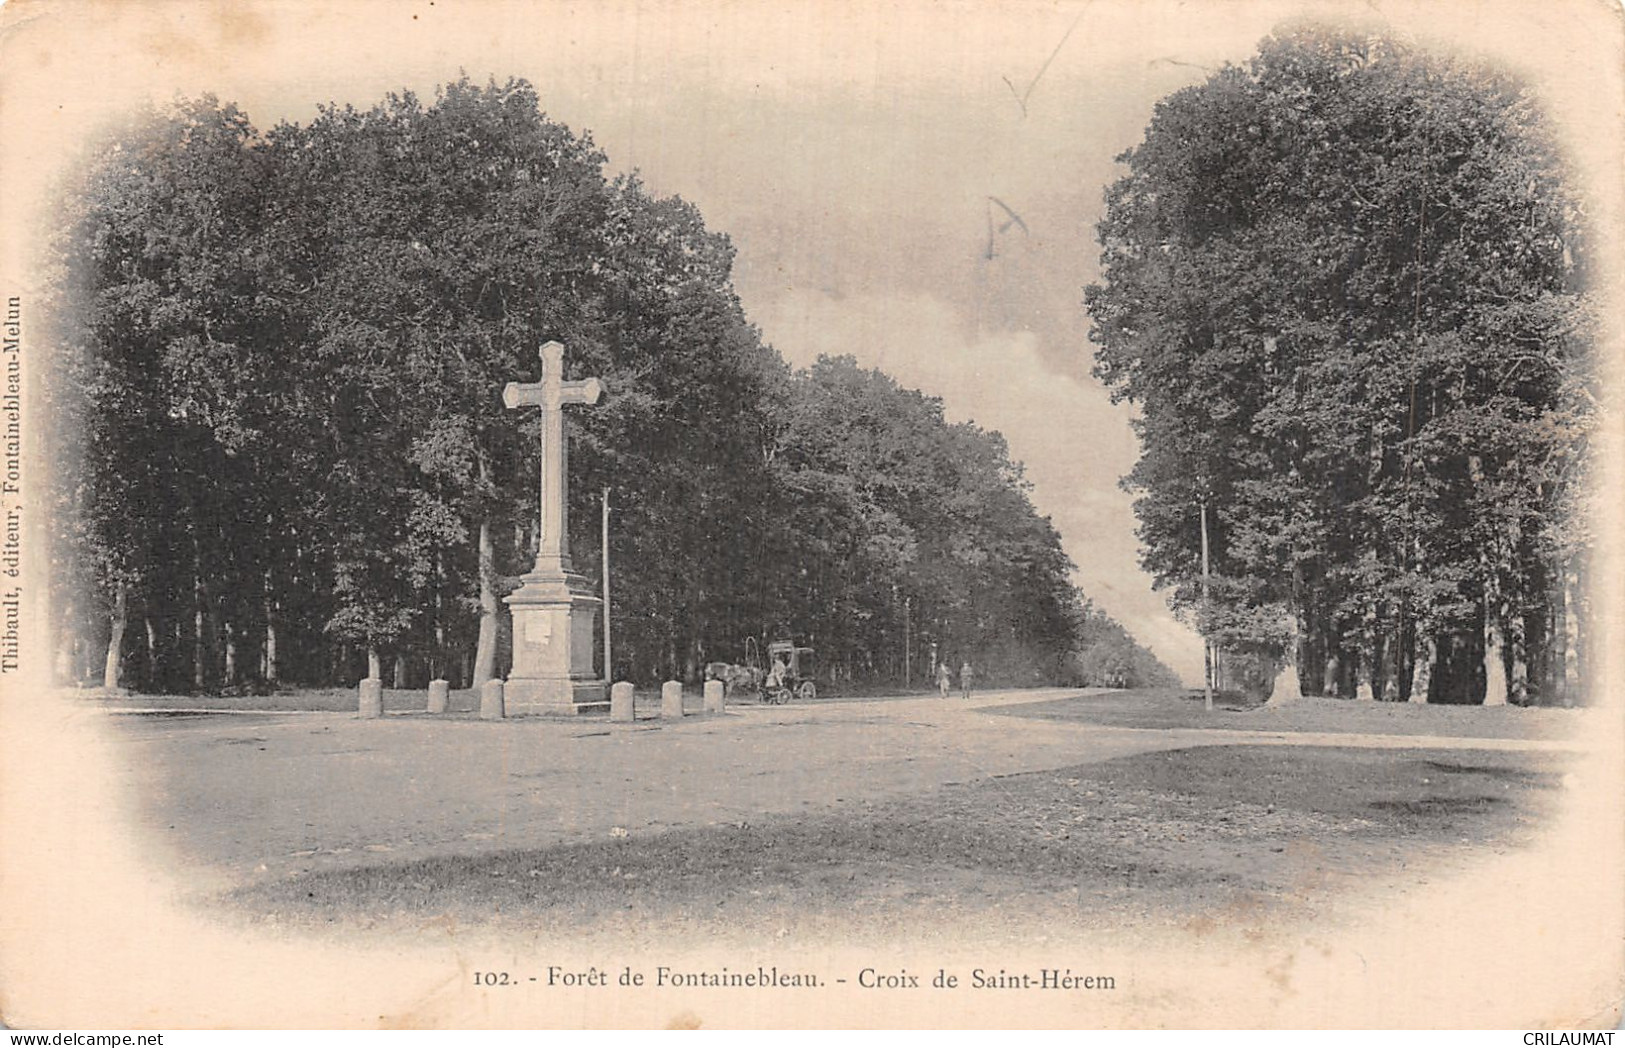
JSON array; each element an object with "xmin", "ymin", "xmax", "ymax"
[{"xmin": 704, "ymin": 662, "xmax": 763, "ymax": 697}]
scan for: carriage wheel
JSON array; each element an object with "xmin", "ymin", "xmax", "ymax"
[
  {"xmin": 798, "ymin": 681, "xmax": 816, "ymax": 702},
  {"xmin": 774, "ymin": 687, "xmax": 792, "ymax": 705}
]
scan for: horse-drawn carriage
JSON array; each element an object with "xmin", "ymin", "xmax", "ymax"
[
  {"xmin": 703, "ymin": 637, "xmax": 816, "ymax": 705},
  {"xmin": 761, "ymin": 640, "xmax": 816, "ymax": 705}
]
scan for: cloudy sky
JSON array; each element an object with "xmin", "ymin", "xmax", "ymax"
[{"xmin": 4, "ymin": 0, "xmax": 1618, "ymax": 682}]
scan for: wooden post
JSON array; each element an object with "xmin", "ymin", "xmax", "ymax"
[
  {"xmin": 903, "ymin": 597, "xmax": 911, "ymax": 687},
  {"xmin": 1200, "ymin": 496, "xmax": 1213, "ymax": 712}
]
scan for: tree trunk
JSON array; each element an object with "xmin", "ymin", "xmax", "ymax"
[
  {"xmin": 1269, "ymin": 613, "xmax": 1302, "ymax": 704},
  {"xmin": 191, "ymin": 534, "xmax": 209, "ymax": 691},
  {"xmin": 393, "ymin": 652, "xmax": 408, "ymax": 689},
  {"xmin": 192, "ymin": 607, "xmax": 207, "ymax": 691},
  {"xmin": 1323, "ymin": 650, "xmax": 1342, "ymax": 697},
  {"xmin": 1549, "ymin": 576, "xmax": 1567, "ymax": 707},
  {"xmin": 1573, "ymin": 555, "xmax": 1594, "ymax": 704},
  {"xmin": 1430, "ymin": 614, "xmax": 1486, "ymax": 705},
  {"xmin": 207, "ymin": 600, "xmax": 225, "ymax": 689},
  {"xmin": 1380, "ymin": 631, "xmax": 1402, "ymax": 701},
  {"xmin": 1395, "ymin": 610, "xmax": 1415, "ymax": 703},
  {"xmin": 1562, "ymin": 566, "xmax": 1581, "ymax": 706},
  {"xmin": 1523, "ymin": 565, "xmax": 1551, "ymax": 705},
  {"xmin": 1510, "ymin": 650, "xmax": 1530, "ymax": 705},
  {"xmin": 1293, "ymin": 565, "xmax": 1323, "ymax": 698},
  {"xmin": 144, "ymin": 616, "xmax": 159, "ymax": 691},
  {"xmin": 223, "ymin": 619, "xmax": 238, "ymax": 686},
  {"xmin": 1298, "ymin": 627, "xmax": 1321, "ymax": 697},
  {"xmin": 1410, "ymin": 638, "xmax": 1433, "ymax": 703},
  {"xmin": 103, "ymin": 582, "xmax": 127, "ymax": 692},
  {"xmin": 1504, "ymin": 594, "xmax": 1529, "ymax": 705},
  {"xmin": 263, "ymin": 585, "xmax": 279, "ymax": 684},
  {"xmin": 473, "ymin": 518, "xmax": 500, "ymax": 683},
  {"xmin": 1484, "ymin": 626, "xmax": 1508, "ymax": 706},
  {"xmin": 1480, "ymin": 547, "xmax": 1507, "ymax": 707},
  {"xmin": 1358, "ymin": 631, "xmax": 1380, "ymax": 701}
]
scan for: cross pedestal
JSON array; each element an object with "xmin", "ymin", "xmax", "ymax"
[
  {"xmin": 502, "ymin": 340, "xmax": 608, "ymax": 716},
  {"xmin": 503, "ymin": 572, "xmax": 605, "ymax": 714}
]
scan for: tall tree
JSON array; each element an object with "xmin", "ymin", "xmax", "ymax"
[
  {"xmin": 1086, "ymin": 25, "xmax": 1595, "ymax": 704},
  {"xmin": 51, "ymin": 98, "xmax": 278, "ymax": 692},
  {"xmin": 49, "ymin": 77, "xmax": 1172, "ymax": 696}
]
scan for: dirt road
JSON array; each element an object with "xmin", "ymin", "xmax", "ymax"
[{"xmin": 102, "ymin": 687, "xmax": 1581, "ymax": 891}]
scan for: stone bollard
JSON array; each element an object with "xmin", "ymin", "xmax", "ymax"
[
  {"xmin": 610, "ymin": 681, "xmax": 636, "ymax": 723},
  {"xmin": 480, "ymin": 679, "xmax": 505, "ymax": 720},
  {"xmin": 358, "ymin": 677, "xmax": 384, "ymax": 719},
  {"xmin": 703, "ymin": 679, "xmax": 724, "ymax": 714},
  {"xmin": 427, "ymin": 679, "xmax": 450, "ymax": 714},
  {"xmin": 660, "ymin": 680, "xmax": 685, "ymax": 719}
]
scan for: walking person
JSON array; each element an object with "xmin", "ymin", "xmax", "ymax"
[
  {"xmin": 959, "ymin": 660, "xmax": 975, "ymax": 700},
  {"xmin": 937, "ymin": 660, "xmax": 951, "ymax": 699}
]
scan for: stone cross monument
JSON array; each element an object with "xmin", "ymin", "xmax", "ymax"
[{"xmin": 501, "ymin": 340, "xmax": 607, "ymax": 715}]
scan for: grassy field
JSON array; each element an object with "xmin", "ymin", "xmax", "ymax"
[
  {"xmin": 995, "ymin": 688, "xmax": 1589, "ymax": 740},
  {"xmin": 227, "ymin": 742, "xmax": 1569, "ymax": 940}
]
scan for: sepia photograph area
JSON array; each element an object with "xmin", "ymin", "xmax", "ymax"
[{"xmin": 0, "ymin": 0, "xmax": 1621, "ymax": 1030}]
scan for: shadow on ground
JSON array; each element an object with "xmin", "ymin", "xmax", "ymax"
[
  {"xmin": 992, "ymin": 689, "xmax": 1590, "ymax": 740},
  {"xmin": 227, "ymin": 743, "xmax": 1570, "ymax": 941}
]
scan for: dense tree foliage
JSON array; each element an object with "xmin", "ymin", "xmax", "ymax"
[
  {"xmin": 1085, "ymin": 27, "xmax": 1596, "ymax": 704},
  {"xmin": 768, "ymin": 356, "xmax": 1081, "ymax": 685},
  {"xmin": 1063, "ymin": 599, "xmax": 1185, "ymax": 690},
  {"xmin": 47, "ymin": 77, "xmax": 1173, "ymax": 694}
]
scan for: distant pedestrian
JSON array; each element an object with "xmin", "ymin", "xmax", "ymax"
[
  {"xmin": 937, "ymin": 661, "xmax": 951, "ymax": 699},
  {"xmin": 959, "ymin": 660, "xmax": 975, "ymax": 699}
]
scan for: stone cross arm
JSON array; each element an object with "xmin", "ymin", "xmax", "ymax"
[
  {"xmin": 502, "ymin": 339, "xmax": 606, "ymax": 411},
  {"xmin": 503, "ymin": 339, "xmax": 604, "ymax": 575},
  {"xmin": 502, "ymin": 375, "xmax": 604, "ymax": 410}
]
